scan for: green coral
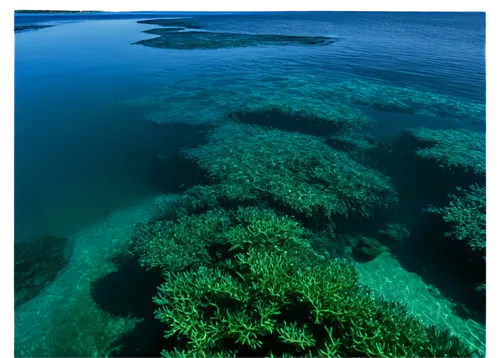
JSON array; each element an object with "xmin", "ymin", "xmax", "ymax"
[
  {"xmin": 226, "ymin": 206, "xmax": 311, "ymax": 255},
  {"xmin": 162, "ymin": 347, "xmax": 238, "ymax": 358},
  {"xmin": 407, "ymin": 127, "xmax": 485, "ymax": 175},
  {"xmin": 183, "ymin": 124, "xmax": 398, "ymax": 219},
  {"xmin": 154, "ymin": 185, "xmax": 230, "ymax": 221},
  {"xmin": 426, "ymin": 183, "xmax": 486, "ymax": 252},
  {"xmin": 152, "ymin": 210, "xmax": 473, "ymax": 357},
  {"xmin": 131, "ymin": 208, "xmax": 232, "ymax": 271}
]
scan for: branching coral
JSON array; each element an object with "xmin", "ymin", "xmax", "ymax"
[
  {"xmin": 154, "ymin": 247, "xmax": 473, "ymax": 358},
  {"xmin": 154, "ymin": 185, "xmax": 231, "ymax": 221},
  {"xmin": 183, "ymin": 124, "xmax": 398, "ymax": 219},
  {"xmin": 225, "ymin": 206, "xmax": 311, "ymax": 255},
  {"xmin": 426, "ymin": 183, "xmax": 486, "ymax": 252},
  {"xmin": 131, "ymin": 208, "xmax": 232, "ymax": 271},
  {"xmin": 151, "ymin": 209, "xmax": 473, "ymax": 357},
  {"xmin": 407, "ymin": 127, "xmax": 485, "ymax": 175}
]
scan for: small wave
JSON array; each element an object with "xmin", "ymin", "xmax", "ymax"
[{"xmin": 180, "ymin": 28, "xmax": 207, "ymax": 32}]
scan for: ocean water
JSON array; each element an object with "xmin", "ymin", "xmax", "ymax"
[
  {"xmin": 15, "ymin": 12, "xmax": 485, "ymax": 241},
  {"xmin": 12, "ymin": 11, "xmax": 487, "ymax": 356}
]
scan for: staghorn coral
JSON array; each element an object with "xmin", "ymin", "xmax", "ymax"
[
  {"xmin": 225, "ymin": 206, "xmax": 311, "ymax": 255},
  {"xmin": 426, "ymin": 183, "xmax": 486, "ymax": 252},
  {"xmin": 153, "ymin": 185, "xmax": 227, "ymax": 221},
  {"xmin": 183, "ymin": 123, "xmax": 398, "ymax": 219},
  {"xmin": 132, "ymin": 205, "xmax": 321, "ymax": 273},
  {"xmin": 131, "ymin": 208, "xmax": 232, "ymax": 271},
  {"xmin": 407, "ymin": 127, "xmax": 485, "ymax": 175},
  {"xmin": 152, "ymin": 211, "xmax": 474, "ymax": 357}
]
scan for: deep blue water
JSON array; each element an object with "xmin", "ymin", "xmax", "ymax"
[{"xmin": 15, "ymin": 12, "xmax": 485, "ymax": 242}]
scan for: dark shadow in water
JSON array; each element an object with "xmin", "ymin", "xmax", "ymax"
[
  {"xmin": 15, "ymin": 235, "xmax": 74, "ymax": 308},
  {"xmin": 135, "ymin": 28, "xmax": 339, "ymax": 50},
  {"xmin": 91, "ymin": 254, "xmax": 166, "ymax": 357},
  {"xmin": 15, "ymin": 25, "xmax": 54, "ymax": 33},
  {"xmin": 366, "ymin": 131, "xmax": 484, "ymax": 215},
  {"xmin": 145, "ymin": 123, "xmax": 210, "ymax": 194},
  {"xmin": 150, "ymin": 152, "xmax": 207, "ymax": 194},
  {"xmin": 391, "ymin": 214, "xmax": 486, "ymax": 323},
  {"xmin": 226, "ymin": 105, "xmax": 356, "ymax": 137},
  {"xmin": 364, "ymin": 131, "xmax": 486, "ymax": 322}
]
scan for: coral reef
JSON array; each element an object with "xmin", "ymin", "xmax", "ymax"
[
  {"xmin": 136, "ymin": 29, "xmax": 338, "ymax": 50},
  {"xmin": 118, "ymin": 73, "xmax": 486, "ymax": 357},
  {"xmin": 150, "ymin": 209, "xmax": 474, "ymax": 357},
  {"xmin": 426, "ymin": 183, "xmax": 486, "ymax": 252},
  {"xmin": 121, "ymin": 72, "xmax": 373, "ymax": 129},
  {"xmin": 136, "ymin": 17, "xmax": 338, "ymax": 50},
  {"xmin": 333, "ymin": 79, "xmax": 486, "ymax": 124},
  {"xmin": 182, "ymin": 124, "xmax": 398, "ymax": 219},
  {"xmin": 132, "ymin": 208, "xmax": 232, "ymax": 271},
  {"xmin": 407, "ymin": 127, "xmax": 485, "ymax": 175}
]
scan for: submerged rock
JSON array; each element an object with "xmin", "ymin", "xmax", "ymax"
[{"xmin": 352, "ymin": 235, "xmax": 388, "ymax": 262}]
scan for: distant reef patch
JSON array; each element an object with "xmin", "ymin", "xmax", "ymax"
[{"xmin": 135, "ymin": 18, "xmax": 338, "ymax": 50}]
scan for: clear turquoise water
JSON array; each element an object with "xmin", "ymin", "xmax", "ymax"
[{"xmin": 14, "ymin": 12, "xmax": 485, "ymax": 243}]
